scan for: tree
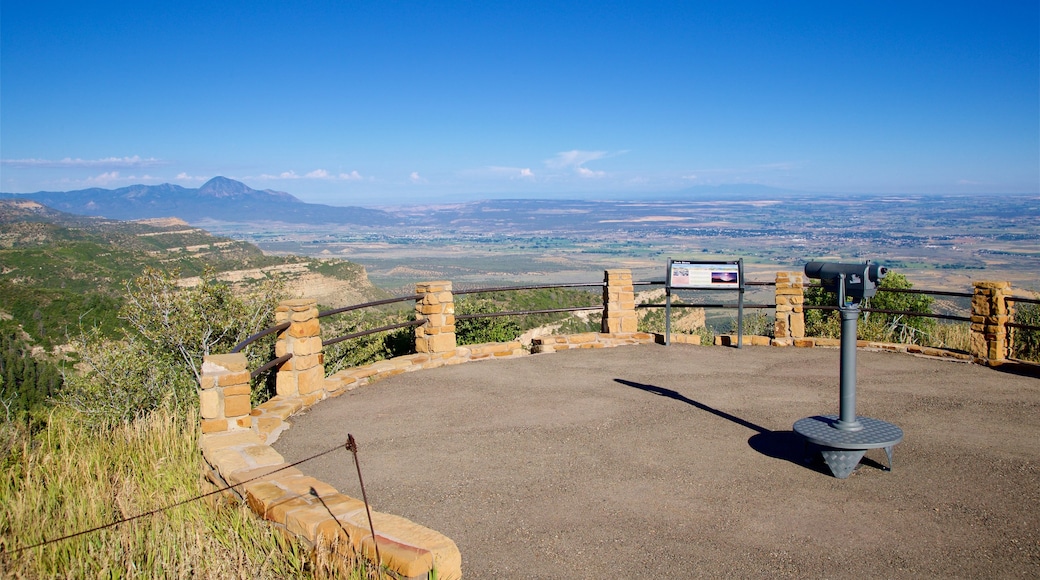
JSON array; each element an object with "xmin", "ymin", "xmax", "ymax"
[
  {"xmin": 120, "ymin": 267, "xmax": 283, "ymax": 384},
  {"xmin": 61, "ymin": 267, "xmax": 285, "ymax": 425},
  {"xmin": 0, "ymin": 328, "xmax": 65, "ymax": 420}
]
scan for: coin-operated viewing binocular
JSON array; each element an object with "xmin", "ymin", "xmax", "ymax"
[{"xmin": 804, "ymin": 260, "xmax": 888, "ymax": 303}]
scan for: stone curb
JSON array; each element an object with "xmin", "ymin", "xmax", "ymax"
[{"xmin": 711, "ymin": 333, "xmax": 973, "ymax": 361}]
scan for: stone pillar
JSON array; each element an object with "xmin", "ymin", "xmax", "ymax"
[
  {"xmin": 774, "ymin": 271, "xmax": 805, "ymax": 341},
  {"xmin": 970, "ymin": 281, "xmax": 1013, "ymax": 365},
  {"xmin": 602, "ymin": 269, "xmax": 637, "ymax": 334},
  {"xmin": 415, "ymin": 281, "xmax": 457, "ymax": 354},
  {"xmin": 274, "ymin": 299, "xmax": 325, "ymax": 402},
  {"xmin": 199, "ymin": 352, "xmax": 252, "ymax": 433}
]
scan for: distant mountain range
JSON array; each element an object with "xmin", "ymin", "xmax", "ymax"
[{"xmin": 1, "ymin": 176, "xmax": 395, "ymax": 225}]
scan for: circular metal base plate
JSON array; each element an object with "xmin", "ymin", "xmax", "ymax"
[{"xmin": 794, "ymin": 415, "xmax": 903, "ymax": 450}]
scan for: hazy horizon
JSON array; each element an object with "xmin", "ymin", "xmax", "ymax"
[{"xmin": 5, "ymin": 177, "xmax": 1038, "ymax": 211}]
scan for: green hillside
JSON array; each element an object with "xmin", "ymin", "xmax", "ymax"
[{"xmin": 0, "ymin": 200, "xmax": 384, "ymax": 348}]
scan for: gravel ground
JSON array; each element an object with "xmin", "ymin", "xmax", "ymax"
[{"xmin": 274, "ymin": 344, "xmax": 1040, "ymax": 578}]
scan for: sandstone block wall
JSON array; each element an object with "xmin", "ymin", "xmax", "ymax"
[
  {"xmin": 602, "ymin": 269, "xmax": 638, "ymax": 334},
  {"xmin": 531, "ymin": 332, "xmax": 654, "ymax": 353},
  {"xmin": 415, "ymin": 281, "xmax": 457, "ymax": 354},
  {"xmin": 773, "ymin": 271, "xmax": 805, "ymax": 343},
  {"xmin": 199, "ymin": 353, "xmax": 252, "ymax": 434},
  {"xmin": 274, "ymin": 299, "xmax": 325, "ymax": 403},
  {"xmin": 970, "ymin": 281, "xmax": 1013, "ymax": 365}
]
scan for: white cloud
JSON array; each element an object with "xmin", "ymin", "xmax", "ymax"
[
  {"xmin": 545, "ymin": 150, "xmax": 608, "ymax": 169},
  {"xmin": 86, "ymin": 171, "xmax": 122, "ymax": 186},
  {"xmin": 409, "ymin": 171, "xmax": 425, "ymax": 183},
  {"xmin": 544, "ymin": 149, "xmax": 621, "ymax": 178},
  {"xmin": 1, "ymin": 155, "xmax": 164, "ymax": 168},
  {"xmin": 258, "ymin": 168, "xmax": 366, "ymax": 181},
  {"xmin": 175, "ymin": 172, "xmax": 208, "ymax": 182},
  {"xmin": 487, "ymin": 166, "xmax": 535, "ymax": 179},
  {"xmin": 56, "ymin": 171, "xmax": 163, "ymax": 187}
]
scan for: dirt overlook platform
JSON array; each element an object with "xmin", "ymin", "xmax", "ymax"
[{"xmin": 274, "ymin": 344, "xmax": 1040, "ymax": 578}]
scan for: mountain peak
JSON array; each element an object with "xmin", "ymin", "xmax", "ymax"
[
  {"xmin": 196, "ymin": 176, "xmax": 301, "ymax": 203},
  {"xmin": 197, "ymin": 176, "xmax": 256, "ymax": 198}
]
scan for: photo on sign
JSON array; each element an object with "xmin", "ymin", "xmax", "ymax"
[{"xmin": 712, "ymin": 271, "xmax": 738, "ymax": 284}]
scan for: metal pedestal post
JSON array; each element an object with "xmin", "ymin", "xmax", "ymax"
[{"xmin": 794, "ymin": 292, "xmax": 903, "ymax": 478}]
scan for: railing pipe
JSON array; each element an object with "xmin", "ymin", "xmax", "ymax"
[
  {"xmin": 250, "ymin": 353, "xmax": 293, "ymax": 379},
  {"xmin": 322, "ymin": 319, "xmax": 426, "ymax": 348},
  {"xmin": 318, "ymin": 294, "xmax": 423, "ymax": 318},
  {"xmin": 879, "ymin": 287, "xmax": 975, "ymax": 298},
  {"xmin": 801, "ymin": 304, "xmax": 971, "ymax": 322},
  {"xmin": 456, "ymin": 305, "xmax": 603, "ymax": 321},
  {"xmin": 805, "ymin": 283, "xmax": 974, "ymax": 299},
  {"xmin": 453, "ymin": 282, "xmax": 605, "ymax": 296},
  {"xmin": 232, "ymin": 321, "xmax": 291, "ymax": 353},
  {"xmin": 239, "ymin": 276, "xmax": 1029, "ymax": 379},
  {"xmin": 1007, "ymin": 296, "xmax": 1040, "ymax": 306},
  {"xmin": 636, "ymin": 303, "xmax": 776, "ymax": 310}
]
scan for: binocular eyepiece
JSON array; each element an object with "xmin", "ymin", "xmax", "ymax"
[{"xmin": 804, "ymin": 260, "xmax": 888, "ymax": 301}]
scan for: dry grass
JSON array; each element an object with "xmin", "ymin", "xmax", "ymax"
[{"xmin": 0, "ymin": 408, "xmax": 369, "ymax": 579}]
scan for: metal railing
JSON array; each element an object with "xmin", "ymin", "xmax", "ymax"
[
  {"xmin": 234, "ymin": 277, "xmax": 1040, "ymax": 378},
  {"xmin": 628, "ymin": 278, "xmax": 777, "ymax": 311},
  {"xmin": 453, "ymin": 281, "xmax": 606, "ymax": 321},
  {"xmin": 319, "ymin": 294, "xmax": 425, "ymax": 347},
  {"xmin": 800, "ymin": 284, "xmax": 975, "ymax": 323},
  {"xmin": 1006, "ymin": 295, "xmax": 1040, "ymax": 332}
]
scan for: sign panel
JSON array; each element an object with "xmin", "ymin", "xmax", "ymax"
[{"xmin": 667, "ymin": 260, "xmax": 741, "ymax": 289}]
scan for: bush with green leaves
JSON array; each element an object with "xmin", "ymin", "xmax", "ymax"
[
  {"xmin": 320, "ymin": 308, "xmax": 414, "ymax": 375},
  {"xmin": 804, "ymin": 271, "xmax": 935, "ymax": 345},
  {"xmin": 730, "ymin": 311, "xmax": 774, "ymax": 338},
  {"xmin": 455, "ymin": 297, "xmax": 522, "ymax": 345},
  {"xmin": 1013, "ymin": 301, "xmax": 1040, "ymax": 362},
  {"xmin": 61, "ymin": 267, "xmax": 285, "ymax": 426}
]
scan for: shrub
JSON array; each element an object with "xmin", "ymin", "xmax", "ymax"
[
  {"xmin": 60, "ymin": 267, "xmax": 285, "ymax": 426},
  {"xmin": 1013, "ymin": 301, "xmax": 1040, "ymax": 362},
  {"xmin": 321, "ymin": 309, "xmax": 414, "ymax": 374},
  {"xmin": 731, "ymin": 311, "xmax": 773, "ymax": 338},
  {"xmin": 861, "ymin": 272, "xmax": 936, "ymax": 344},
  {"xmin": 804, "ymin": 272, "xmax": 935, "ymax": 345},
  {"xmin": 455, "ymin": 297, "xmax": 521, "ymax": 345}
]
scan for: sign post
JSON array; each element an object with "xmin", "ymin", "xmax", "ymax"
[{"xmin": 665, "ymin": 258, "xmax": 744, "ymax": 347}]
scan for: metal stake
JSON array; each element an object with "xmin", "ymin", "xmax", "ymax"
[{"xmin": 346, "ymin": 434, "xmax": 382, "ymax": 573}]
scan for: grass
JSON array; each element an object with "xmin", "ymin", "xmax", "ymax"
[{"xmin": 0, "ymin": 408, "xmax": 370, "ymax": 579}]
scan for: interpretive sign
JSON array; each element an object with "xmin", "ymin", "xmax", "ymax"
[
  {"xmin": 667, "ymin": 260, "xmax": 741, "ymax": 289},
  {"xmin": 664, "ymin": 258, "xmax": 745, "ymax": 347}
]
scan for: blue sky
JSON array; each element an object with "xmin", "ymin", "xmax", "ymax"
[{"xmin": 2, "ymin": 1, "xmax": 1037, "ymax": 205}]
